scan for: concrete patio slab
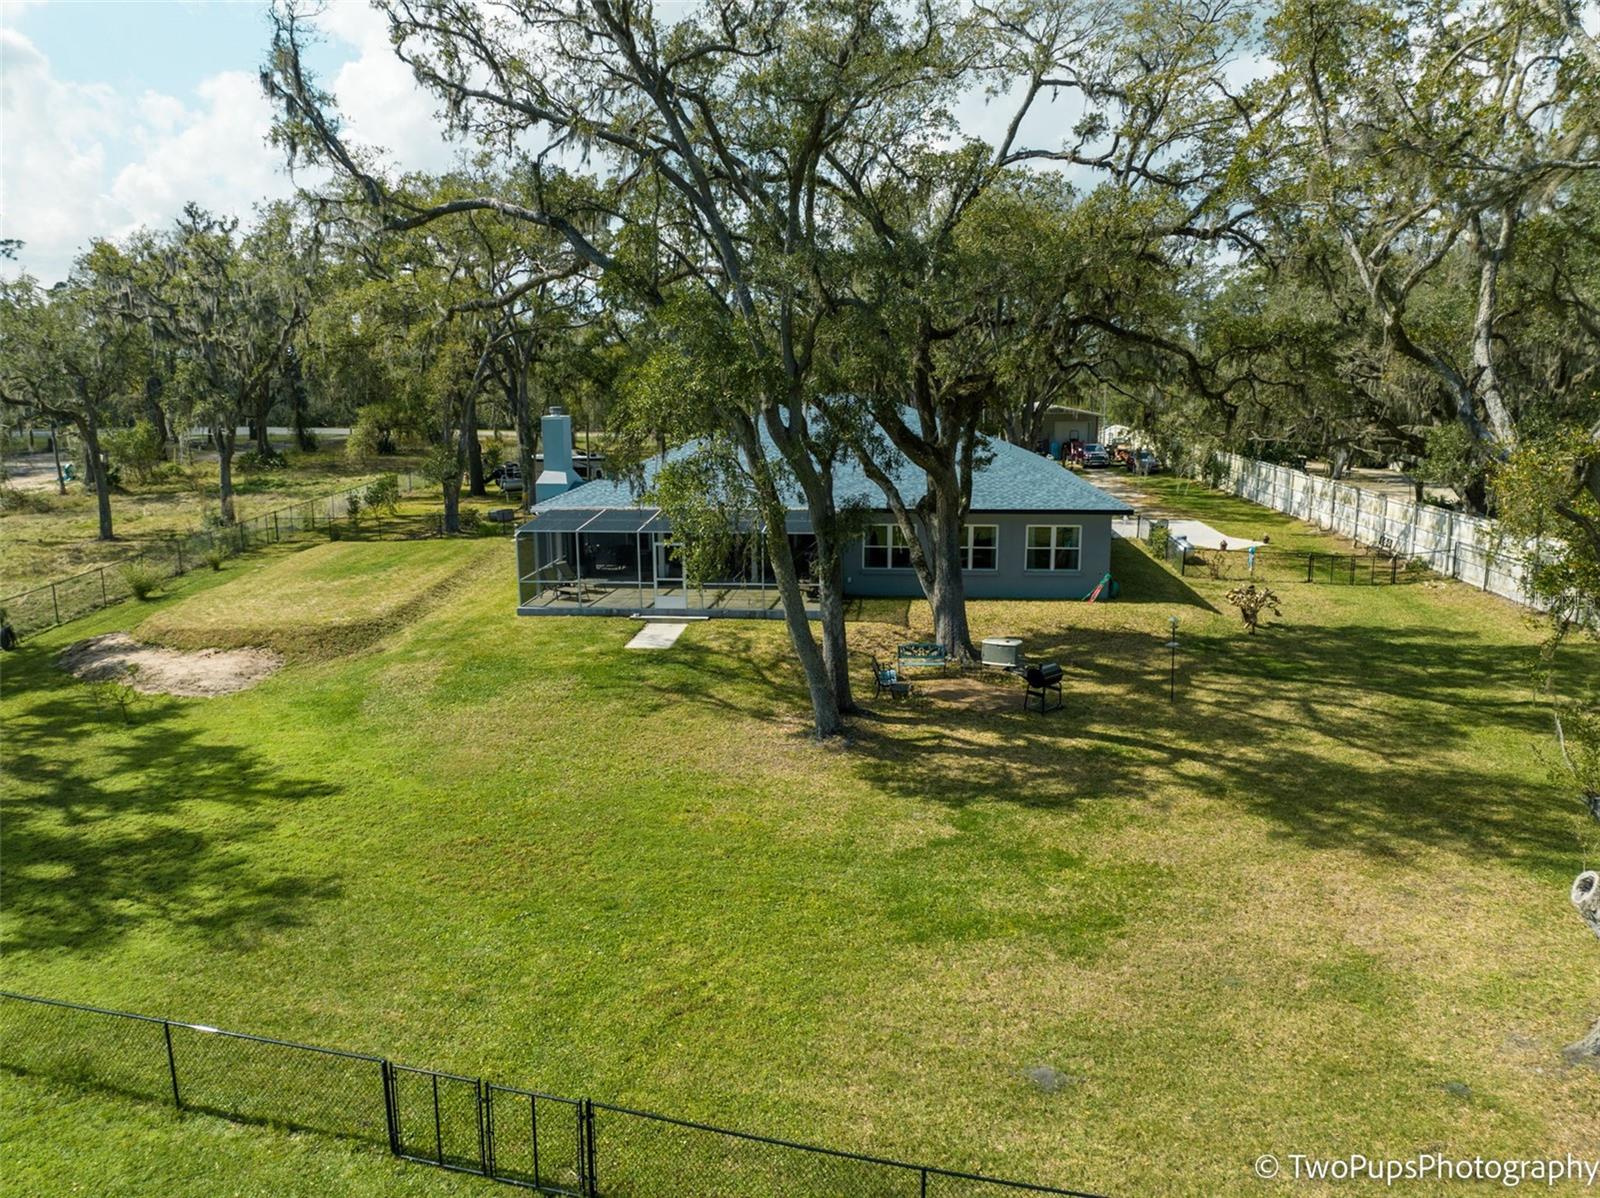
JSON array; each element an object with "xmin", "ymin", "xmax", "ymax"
[{"xmin": 627, "ymin": 621, "xmax": 690, "ymax": 649}]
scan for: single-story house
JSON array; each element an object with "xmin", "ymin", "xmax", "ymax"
[{"xmin": 516, "ymin": 409, "xmax": 1131, "ymax": 618}]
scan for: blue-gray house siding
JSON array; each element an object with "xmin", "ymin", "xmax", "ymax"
[
  {"xmin": 516, "ymin": 417, "xmax": 1130, "ymax": 614},
  {"xmin": 840, "ymin": 512, "xmax": 1114, "ymax": 600}
]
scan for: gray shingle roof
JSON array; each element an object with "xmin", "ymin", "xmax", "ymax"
[{"xmin": 528, "ymin": 428, "xmax": 1130, "ymax": 521}]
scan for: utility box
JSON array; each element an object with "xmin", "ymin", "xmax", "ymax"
[{"xmin": 981, "ymin": 637, "xmax": 1023, "ymax": 668}]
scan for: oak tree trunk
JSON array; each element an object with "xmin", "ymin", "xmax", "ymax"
[
  {"xmin": 761, "ymin": 512, "xmax": 842, "ymax": 736},
  {"xmin": 514, "ymin": 380, "xmax": 537, "ymax": 512},
  {"xmin": 441, "ymin": 474, "xmax": 462, "ymax": 533},
  {"xmin": 815, "ymin": 541, "xmax": 854, "ymax": 713},
  {"xmin": 1568, "ymin": 872, "xmax": 1600, "ymax": 1066},
  {"xmin": 925, "ymin": 482, "xmax": 976, "ymax": 661},
  {"xmin": 143, "ymin": 373, "xmax": 168, "ymax": 448},
  {"xmin": 50, "ymin": 425, "xmax": 65, "ymax": 495},
  {"xmin": 465, "ymin": 394, "xmax": 487, "ymax": 496},
  {"xmin": 78, "ymin": 415, "xmax": 114, "ymax": 541},
  {"xmin": 252, "ymin": 390, "xmax": 273, "ymax": 456},
  {"xmin": 742, "ymin": 421, "xmax": 842, "ymax": 739},
  {"xmin": 1575, "ymin": 871, "xmax": 1599, "ymax": 941},
  {"xmin": 216, "ymin": 425, "xmax": 238, "ymax": 524}
]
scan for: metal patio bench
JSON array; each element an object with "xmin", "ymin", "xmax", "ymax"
[{"xmin": 897, "ymin": 642, "xmax": 948, "ymax": 670}]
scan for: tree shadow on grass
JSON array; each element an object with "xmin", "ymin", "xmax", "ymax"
[
  {"xmin": 1, "ymin": 680, "xmax": 341, "ymax": 955},
  {"xmin": 841, "ymin": 619, "xmax": 1576, "ymax": 876},
  {"xmin": 1107, "ymin": 538, "xmax": 1219, "ymax": 611},
  {"xmin": 564, "ymin": 594, "xmax": 1578, "ymax": 877}
]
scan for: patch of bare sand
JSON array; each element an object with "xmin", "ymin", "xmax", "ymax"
[
  {"xmin": 57, "ymin": 633, "xmax": 282, "ymax": 697},
  {"xmin": 913, "ymin": 672, "xmax": 1024, "ymax": 714}
]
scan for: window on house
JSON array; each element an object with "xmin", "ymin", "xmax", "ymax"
[
  {"xmin": 963, "ymin": 524, "xmax": 998, "ymax": 571},
  {"xmin": 863, "ymin": 524, "xmax": 912, "ymax": 569},
  {"xmin": 1026, "ymin": 524, "xmax": 1081, "ymax": 571}
]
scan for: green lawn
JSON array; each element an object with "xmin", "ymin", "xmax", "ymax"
[
  {"xmin": 136, "ymin": 537, "xmax": 500, "ymax": 659},
  {"xmin": 2, "ymin": 482, "xmax": 1597, "ymax": 1196},
  {"xmin": 0, "ymin": 447, "xmax": 424, "ymax": 596}
]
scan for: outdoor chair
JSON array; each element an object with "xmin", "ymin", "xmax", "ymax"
[
  {"xmin": 872, "ymin": 656, "xmax": 912, "ymax": 701},
  {"xmin": 547, "ymin": 559, "xmax": 590, "ymax": 603},
  {"xmin": 1023, "ymin": 663, "xmax": 1064, "ymax": 713}
]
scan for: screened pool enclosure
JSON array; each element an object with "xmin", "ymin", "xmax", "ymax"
[{"xmin": 516, "ymin": 506, "xmax": 821, "ymax": 617}]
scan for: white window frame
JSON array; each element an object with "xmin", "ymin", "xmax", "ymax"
[
  {"xmin": 862, "ymin": 523, "xmax": 913, "ymax": 570},
  {"xmin": 1024, "ymin": 524, "xmax": 1083, "ymax": 573},
  {"xmin": 962, "ymin": 524, "xmax": 999, "ymax": 572}
]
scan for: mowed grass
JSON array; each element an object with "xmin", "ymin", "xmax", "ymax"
[
  {"xmin": 135, "ymin": 538, "xmax": 500, "ymax": 659},
  {"xmin": 2, "ymin": 481, "xmax": 1598, "ymax": 1197}
]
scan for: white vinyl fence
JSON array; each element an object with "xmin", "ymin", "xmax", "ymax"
[{"xmin": 1209, "ymin": 453, "xmax": 1543, "ymax": 609}]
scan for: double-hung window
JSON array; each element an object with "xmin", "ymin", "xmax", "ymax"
[
  {"xmin": 962, "ymin": 524, "xmax": 998, "ymax": 571},
  {"xmin": 863, "ymin": 524, "xmax": 912, "ymax": 570},
  {"xmin": 1025, "ymin": 524, "xmax": 1081, "ymax": 572}
]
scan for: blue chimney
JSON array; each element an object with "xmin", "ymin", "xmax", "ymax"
[{"xmin": 535, "ymin": 407, "xmax": 579, "ymax": 502}]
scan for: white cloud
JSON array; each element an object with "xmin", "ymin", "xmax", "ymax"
[
  {"xmin": 316, "ymin": 0, "xmax": 460, "ymax": 175},
  {"xmin": 109, "ymin": 71, "xmax": 298, "ymax": 236},
  {"xmin": 1, "ymin": 28, "xmax": 124, "ymax": 279},
  {"xmin": 0, "ymin": 26, "xmax": 298, "ymax": 282},
  {"xmin": 0, "ymin": 6, "xmax": 459, "ymax": 285}
]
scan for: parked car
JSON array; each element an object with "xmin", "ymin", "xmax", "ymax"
[
  {"xmin": 1080, "ymin": 442, "xmax": 1111, "ymax": 468},
  {"xmin": 1130, "ymin": 449, "xmax": 1164, "ymax": 474},
  {"xmin": 488, "ymin": 462, "xmax": 525, "ymax": 494}
]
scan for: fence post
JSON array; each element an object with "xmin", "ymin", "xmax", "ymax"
[
  {"xmin": 584, "ymin": 1099, "xmax": 598, "ymax": 1198},
  {"xmin": 163, "ymin": 1021, "xmax": 181, "ymax": 1107},
  {"xmin": 382, "ymin": 1061, "xmax": 400, "ymax": 1155},
  {"xmin": 475, "ymin": 1079, "xmax": 488, "ymax": 1175},
  {"xmin": 274, "ymin": 512, "xmax": 280, "ymax": 542},
  {"xmin": 100, "ymin": 567, "xmax": 108, "ymax": 605},
  {"xmin": 51, "ymin": 582, "xmax": 60, "ymax": 625},
  {"xmin": 176, "ymin": 540, "xmax": 184, "ymax": 574},
  {"xmin": 1306, "ymin": 553, "xmax": 1314, "ymax": 583},
  {"xmin": 430, "ymin": 1073, "xmax": 444, "ymax": 1164}
]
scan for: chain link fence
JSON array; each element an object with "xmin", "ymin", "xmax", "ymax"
[
  {"xmin": 0, "ymin": 992, "xmax": 1102, "ymax": 1198},
  {"xmin": 1140, "ymin": 518, "xmax": 1432, "ymax": 588},
  {"xmin": 1, "ymin": 474, "xmax": 422, "ymax": 638}
]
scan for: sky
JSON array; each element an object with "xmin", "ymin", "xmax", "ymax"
[
  {"xmin": 0, "ymin": 0, "xmax": 1087, "ymax": 286},
  {"xmin": 0, "ymin": 0, "xmax": 467, "ymax": 284}
]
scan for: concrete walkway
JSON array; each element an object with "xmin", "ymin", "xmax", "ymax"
[
  {"xmin": 626, "ymin": 622, "xmax": 690, "ymax": 650},
  {"xmin": 1160, "ymin": 519, "xmax": 1265, "ymax": 551},
  {"xmin": 1095, "ymin": 471, "xmax": 1268, "ymax": 549}
]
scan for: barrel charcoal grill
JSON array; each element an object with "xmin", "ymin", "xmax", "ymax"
[{"xmin": 1023, "ymin": 662, "xmax": 1064, "ymax": 713}]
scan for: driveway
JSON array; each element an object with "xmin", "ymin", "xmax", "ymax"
[{"xmin": 1089, "ymin": 469, "xmax": 1268, "ymax": 550}]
